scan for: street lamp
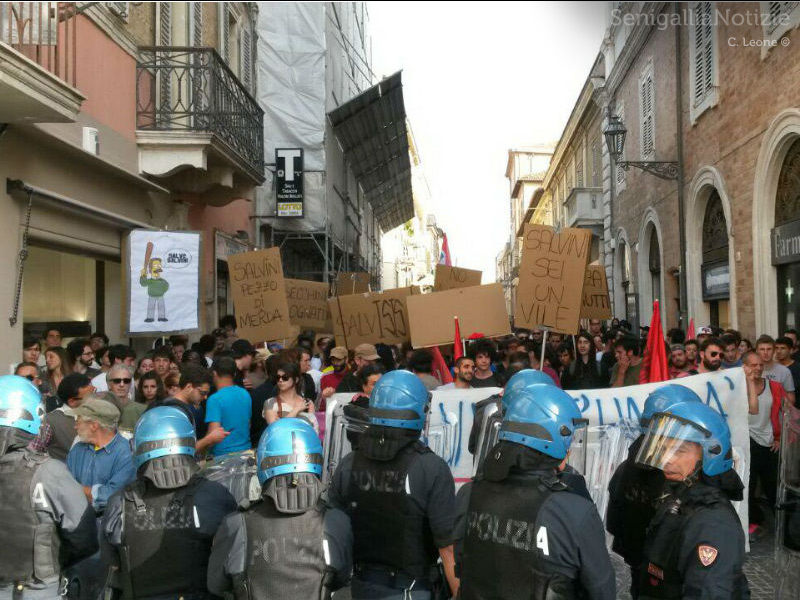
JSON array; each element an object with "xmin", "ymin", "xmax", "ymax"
[{"xmin": 604, "ymin": 115, "xmax": 679, "ymax": 180}]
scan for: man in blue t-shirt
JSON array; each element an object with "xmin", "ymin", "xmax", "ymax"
[{"xmin": 205, "ymin": 356, "xmax": 252, "ymax": 458}]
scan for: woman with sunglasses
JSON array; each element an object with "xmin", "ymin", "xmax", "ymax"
[
  {"xmin": 43, "ymin": 346, "xmax": 72, "ymax": 397},
  {"xmin": 263, "ymin": 362, "xmax": 318, "ymax": 432},
  {"xmin": 119, "ymin": 371, "xmax": 165, "ymax": 434}
]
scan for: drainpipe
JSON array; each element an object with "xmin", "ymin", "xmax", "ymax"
[{"xmin": 675, "ymin": 3, "xmax": 688, "ymax": 329}]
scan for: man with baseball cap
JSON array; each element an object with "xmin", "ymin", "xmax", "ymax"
[
  {"xmin": 320, "ymin": 346, "xmax": 351, "ymax": 409},
  {"xmin": 231, "ymin": 339, "xmax": 257, "ymax": 389},
  {"xmin": 336, "ymin": 344, "xmax": 380, "ymax": 394},
  {"xmin": 66, "ymin": 397, "xmax": 135, "ymax": 512}
]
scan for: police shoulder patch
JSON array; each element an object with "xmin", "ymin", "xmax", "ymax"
[{"xmin": 697, "ymin": 544, "xmax": 718, "ymax": 567}]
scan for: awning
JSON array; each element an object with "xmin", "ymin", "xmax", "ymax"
[{"xmin": 328, "ymin": 71, "xmax": 413, "ymax": 231}]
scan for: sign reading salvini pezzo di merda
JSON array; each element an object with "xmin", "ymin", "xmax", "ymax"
[{"xmin": 772, "ymin": 220, "xmax": 800, "ymax": 266}]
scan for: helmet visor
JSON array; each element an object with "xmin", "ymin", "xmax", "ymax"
[{"xmin": 635, "ymin": 414, "xmax": 708, "ymax": 474}]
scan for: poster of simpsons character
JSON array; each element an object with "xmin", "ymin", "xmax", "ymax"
[{"xmin": 125, "ymin": 230, "xmax": 201, "ymax": 335}]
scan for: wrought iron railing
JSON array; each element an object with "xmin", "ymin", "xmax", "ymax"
[
  {"xmin": 1, "ymin": 2, "xmax": 77, "ymax": 87},
  {"xmin": 136, "ymin": 47, "xmax": 264, "ymax": 179}
]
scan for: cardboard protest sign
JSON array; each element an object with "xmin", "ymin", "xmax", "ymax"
[
  {"xmin": 328, "ymin": 287, "xmax": 415, "ymax": 349},
  {"xmin": 335, "ymin": 272, "xmax": 370, "ymax": 295},
  {"xmin": 515, "ymin": 224, "xmax": 592, "ymax": 335},
  {"xmin": 433, "ymin": 265, "xmax": 482, "ymax": 292},
  {"xmin": 406, "ymin": 283, "xmax": 510, "ymax": 348},
  {"xmin": 284, "ymin": 279, "xmax": 331, "ymax": 331},
  {"xmin": 580, "ymin": 265, "xmax": 612, "ymax": 320},
  {"xmin": 227, "ymin": 248, "xmax": 294, "ymax": 342},
  {"xmin": 125, "ymin": 230, "xmax": 202, "ymax": 335}
]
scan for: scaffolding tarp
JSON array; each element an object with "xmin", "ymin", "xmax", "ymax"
[
  {"xmin": 256, "ymin": 3, "xmax": 328, "ymax": 232},
  {"xmin": 328, "ymin": 71, "xmax": 413, "ymax": 231}
]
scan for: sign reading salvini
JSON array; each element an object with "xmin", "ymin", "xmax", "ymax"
[{"xmin": 276, "ymin": 148, "xmax": 304, "ymax": 217}]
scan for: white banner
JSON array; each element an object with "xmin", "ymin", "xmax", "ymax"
[
  {"xmin": 126, "ymin": 230, "xmax": 202, "ymax": 335},
  {"xmin": 325, "ymin": 370, "xmax": 750, "ymax": 541}
]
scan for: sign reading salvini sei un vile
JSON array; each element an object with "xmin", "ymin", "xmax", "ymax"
[{"xmin": 276, "ymin": 148, "xmax": 304, "ymax": 217}]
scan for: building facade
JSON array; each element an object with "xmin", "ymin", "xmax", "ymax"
[
  {"xmin": 1, "ymin": 1, "xmax": 262, "ymax": 369},
  {"xmin": 500, "ymin": 147, "xmax": 553, "ymax": 321},
  {"xmin": 254, "ymin": 3, "xmax": 413, "ymax": 290},
  {"xmin": 530, "ymin": 2, "xmax": 800, "ymax": 338}
]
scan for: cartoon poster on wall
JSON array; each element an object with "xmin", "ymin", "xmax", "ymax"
[{"xmin": 125, "ymin": 230, "xmax": 202, "ymax": 335}]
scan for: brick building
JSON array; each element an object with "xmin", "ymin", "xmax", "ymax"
[{"xmin": 542, "ymin": 2, "xmax": 800, "ymax": 338}]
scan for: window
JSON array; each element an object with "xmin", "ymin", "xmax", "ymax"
[
  {"xmin": 763, "ymin": 1, "xmax": 800, "ymax": 39},
  {"xmin": 640, "ymin": 64, "xmax": 654, "ymax": 158},
  {"xmin": 615, "ymin": 105, "xmax": 626, "ymax": 191},
  {"xmin": 689, "ymin": 2, "xmax": 719, "ymax": 122},
  {"xmin": 576, "ymin": 145, "xmax": 584, "ymax": 188},
  {"xmin": 649, "ymin": 228, "xmax": 662, "ymax": 304},
  {"xmin": 591, "ymin": 138, "xmax": 602, "ymax": 187}
]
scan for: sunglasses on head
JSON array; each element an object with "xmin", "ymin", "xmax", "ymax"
[{"xmin": 110, "ymin": 378, "xmax": 132, "ymax": 384}]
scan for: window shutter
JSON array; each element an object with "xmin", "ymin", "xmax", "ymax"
[
  {"xmin": 592, "ymin": 139, "xmax": 601, "ymax": 187},
  {"xmin": 191, "ymin": 2, "xmax": 202, "ymax": 46},
  {"xmin": 158, "ymin": 2, "xmax": 171, "ymax": 124},
  {"xmin": 576, "ymin": 158, "xmax": 584, "ymax": 188},
  {"xmin": 692, "ymin": 2, "xmax": 714, "ymax": 106},
  {"xmin": 159, "ymin": 2, "xmax": 171, "ymax": 45},
  {"xmin": 241, "ymin": 25, "xmax": 252, "ymax": 91},
  {"xmin": 641, "ymin": 73, "xmax": 654, "ymax": 156},
  {"xmin": 221, "ymin": 2, "xmax": 230, "ymax": 62}
]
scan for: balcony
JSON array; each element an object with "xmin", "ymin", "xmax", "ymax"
[
  {"xmin": 0, "ymin": 2, "xmax": 84, "ymax": 122},
  {"xmin": 564, "ymin": 187, "xmax": 603, "ymax": 229},
  {"xmin": 136, "ymin": 47, "xmax": 264, "ymax": 205}
]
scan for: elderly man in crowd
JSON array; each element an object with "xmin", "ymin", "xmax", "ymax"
[
  {"xmin": 102, "ymin": 365, "xmax": 134, "ymax": 413},
  {"xmin": 66, "ymin": 397, "xmax": 135, "ymax": 513}
]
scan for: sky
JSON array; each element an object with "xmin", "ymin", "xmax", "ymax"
[{"xmin": 368, "ymin": 1, "xmax": 608, "ymax": 280}]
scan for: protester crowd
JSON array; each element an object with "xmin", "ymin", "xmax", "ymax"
[{"xmin": 2, "ymin": 314, "xmax": 795, "ymax": 598}]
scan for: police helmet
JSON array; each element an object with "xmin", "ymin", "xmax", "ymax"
[
  {"xmin": 256, "ymin": 418, "xmax": 323, "ymax": 484},
  {"xmin": 502, "ymin": 369, "xmax": 554, "ymax": 409},
  {"xmin": 498, "ymin": 383, "xmax": 587, "ymax": 459},
  {"xmin": 369, "ymin": 369, "xmax": 429, "ymax": 430},
  {"xmin": 641, "ymin": 384, "xmax": 702, "ymax": 428},
  {"xmin": 133, "ymin": 406, "xmax": 196, "ymax": 469},
  {"xmin": 0, "ymin": 375, "xmax": 43, "ymax": 435},
  {"xmin": 636, "ymin": 400, "xmax": 733, "ymax": 477}
]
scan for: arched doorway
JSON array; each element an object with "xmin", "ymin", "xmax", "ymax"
[
  {"xmin": 701, "ymin": 191, "xmax": 731, "ymax": 328},
  {"xmin": 773, "ymin": 138, "xmax": 800, "ymax": 332}
]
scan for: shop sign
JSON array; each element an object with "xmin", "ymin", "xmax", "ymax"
[
  {"xmin": 276, "ymin": 148, "xmax": 303, "ymax": 217},
  {"xmin": 702, "ymin": 262, "xmax": 730, "ymax": 301},
  {"xmin": 772, "ymin": 220, "xmax": 800, "ymax": 265}
]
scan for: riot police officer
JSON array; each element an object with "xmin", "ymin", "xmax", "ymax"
[
  {"xmin": 606, "ymin": 384, "xmax": 701, "ymax": 598},
  {"xmin": 101, "ymin": 406, "xmax": 237, "ymax": 599},
  {"xmin": 0, "ymin": 375, "xmax": 97, "ymax": 599},
  {"xmin": 635, "ymin": 399, "xmax": 749, "ymax": 598},
  {"xmin": 207, "ymin": 418, "xmax": 352, "ymax": 599},
  {"xmin": 329, "ymin": 370, "xmax": 459, "ymax": 599},
  {"xmin": 456, "ymin": 383, "xmax": 616, "ymax": 599}
]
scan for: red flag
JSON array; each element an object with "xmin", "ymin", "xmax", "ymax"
[
  {"xmin": 686, "ymin": 318, "xmax": 696, "ymax": 341},
  {"xmin": 639, "ymin": 300, "xmax": 669, "ymax": 384},
  {"xmin": 430, "ymin": 346, "xmax": 454, "ymax": 385},
  {"xmin": 453, "ymin": 316, "xmax": 463, "ymax": 361},
  {"xmin": 439, "ymin": 233, "xmax": 452, "ymax": 266}
]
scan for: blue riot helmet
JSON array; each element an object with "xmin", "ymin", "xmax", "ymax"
[
  {"xmin": 498, "ymin": 383, "xmax": 587, "ymax": 459},
  {"xmin": 502, "ymin": 369, "xmax": 554, "ymax": 410},
  {"xmin": 369, "ymin": 369, "xmax": 429, "ymax": 430},
  {"xmin": 0, "ymin": 375, "xmax": 43, "ymax": 435},
  {"xmin": 257, "ymin": 418, "xmax": 323, "ymax": 484},
  {"xmin": 133, "ymin": 406, "xmax": 196, "ymax": 469},
  {"xmin": 640, "ymin": 384, "xmax": 702, "ymax": 429},
  {"xmin": 636, "ymin": 400, "xmax": 733, "ymax": 477}
]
